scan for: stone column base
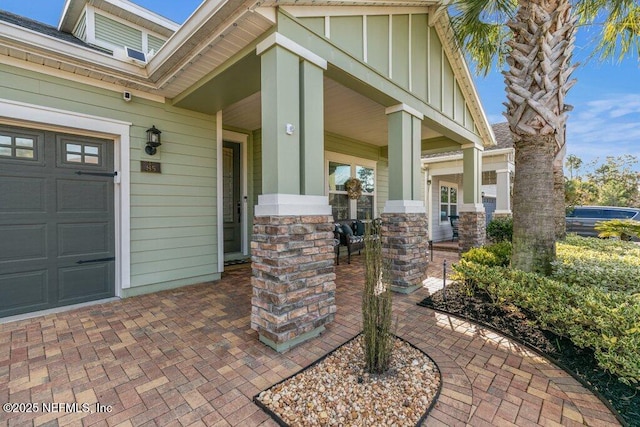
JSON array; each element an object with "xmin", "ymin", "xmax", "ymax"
[
  {"xmin": 381, "ymin": 212, "xmax": 428, "ymax": 294},
  {"xmin": 459, "ymin": 211, "xmax": 486, "ymax": 253},
  {"xmin": 251, "ymin": 214, "xmax": 336, "ymax": 352}
]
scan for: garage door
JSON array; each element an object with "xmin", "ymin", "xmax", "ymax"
[{"xmin": 0, "ymin": 125, "xmax": 115, "ymax": 317}]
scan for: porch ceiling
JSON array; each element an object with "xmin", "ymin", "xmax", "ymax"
[{"xmin": 221, "ymin": 77, "xmax": 442, "ymax": 147}]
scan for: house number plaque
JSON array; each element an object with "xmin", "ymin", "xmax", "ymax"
[{"xmin": 141, "ymin": 161, "xmax": 161, "ymax": 173}]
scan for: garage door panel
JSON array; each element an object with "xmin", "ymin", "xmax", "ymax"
[
  {"xmin": 0, "ymin": 176, "xmax": 46, "ymax": 213},
  {"xmin": 58, "ymin": 223, "xmax": 110, "ymax": 257},
  {"xmin": 58, "ymin": 263, "xmax": 113, "ymax": 304},
  {"xmin": 0, "ymin": 225, "xmax": 47, "ymax": 262},
  {"xmin": 0, "ymin": 270, "xmax": 49, "ymax": 314},
  {"xmin": 56, "ymin": 179, "xmax": 110, "ymax": 213},
  {"xmin": 0, "ymin": 126, "xmax": 115, "ymax": 317}
]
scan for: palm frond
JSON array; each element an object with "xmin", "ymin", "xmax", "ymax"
[
  {"xmin": 575, "ymin": 0, "xmax": 640, "ymax": 61},
  {"xmin": 449, "ymin": 0, "xmax": 518, "ymax": 75}
]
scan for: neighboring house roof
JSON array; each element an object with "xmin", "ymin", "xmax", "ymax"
[
  {"xmin": 490, "ymin": 122, "xmax": 514, "ymax": 150},
  {"xmin": 0, "ymin": 10, "xmax": 106, "ymax": 52},
  {"xmin": 423, "ymin": 122, "xmax": 513, "ymax": 159}
]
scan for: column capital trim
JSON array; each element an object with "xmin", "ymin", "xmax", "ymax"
[
  {"xmin": 383, "ymin": 200, "xmax": 426, "ymax": 214},
  {"xmin": 255, "ymin": 194, "xmax": 331, "ymax": 216},
  {"xmin": 461, "ymin": 142, "xmax": 484, "ymax": 151},
  {"xmin": 384, "ymin": 103, "xmax": 424, "ymax": 120},
  {"xmin": 459, "ymin": 203, "xmax": 485, "ymax": 213},
  {"xmin": 256, "ymin": 32, "xmax": 327, "ymax": 70},
  {"xmin": 495, "ymin": 168, "xmax": 511, "ymax": 174}
]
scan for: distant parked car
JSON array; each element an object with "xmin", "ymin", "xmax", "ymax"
[{"xmin": 566, "ymin": 206, "xmax": 640, "ymax": 237}]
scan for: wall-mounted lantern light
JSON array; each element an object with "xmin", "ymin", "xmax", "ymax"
[{"xmin": 145, "ymin": 125, "xmax": 162, "ymax": 155}]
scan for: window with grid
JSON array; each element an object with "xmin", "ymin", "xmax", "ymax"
[
  {"xmin": 440, "ymin": 183, "xmax": 458, "ymax": 223},
  {"xmin": 327, "ymin": 155, "xmax": 376, "ymax": 221}
]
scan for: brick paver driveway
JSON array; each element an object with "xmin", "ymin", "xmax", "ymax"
[{"xmin": 1, "ymin": 252, "xmax": 619, "ymax": 426}]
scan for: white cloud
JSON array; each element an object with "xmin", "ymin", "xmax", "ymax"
[{"xmin": 566, "ymin": 93, "xmax": 640, "ymax": 167}]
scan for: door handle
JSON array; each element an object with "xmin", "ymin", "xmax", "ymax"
[{"xmin": 237, "ymin": 202, "xmax": 241, "ymax": 223}]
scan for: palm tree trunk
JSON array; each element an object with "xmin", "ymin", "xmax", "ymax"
[
  {"xmin": 512, "ymin": 134, "xmax": 556, "ymax": 275},
  {"xmin": 554, "ymin": 152, "xmax": 567, "ymax": 240},
  {"xmin": 504, "ymin": 0, "xmax": 576, "ymax": 274}
]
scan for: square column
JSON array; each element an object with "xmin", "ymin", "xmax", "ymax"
[
  {"xmin": 385, "ymin": 105, "xmax": 423, "ymax": 201},
  {"xmin": 382, "ymin": 104, "xmax": 428, "ymax": 293},
  {"xmin": 460, "ymin": 144, "xmax": 486, "ymax": 252},
  {"xmin": 257, "ymin": 33, "xmax": 327, "ymax": 196},
  {"xmin": 253, "ymin": 35, "xmax": 334, "ymax": 352},
  {"xmin": 494, "ymin": 168, "xmax": 512, "ymax": 218},
  {"xmin": 260, "ymin": 45, "xmax": 301, "ymax": 194},
  {"xmin": 300, "ymin": 60, "xmax": 325, "ymax": 196}
]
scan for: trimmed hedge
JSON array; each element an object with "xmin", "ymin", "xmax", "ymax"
[
  {"xmin": 553, "ymin": 235, "xmax": 640, "ymax": 293},
  {"xmin": 452, "ymin": 260, "xmax": 640, "ymax": 385}
]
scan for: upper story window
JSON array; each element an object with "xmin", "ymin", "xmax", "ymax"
[
  {"xmin": 71, "ymin": 7, "xmax": 170, "ymax": 60},
  {"xmin": 326, "ymin": 153, "xmax": 376, "ymax": 221}
]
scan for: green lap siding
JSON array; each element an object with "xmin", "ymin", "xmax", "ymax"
[{"xmin": 0, "ymin": 64, "xmax": 220, "ymax": 296}]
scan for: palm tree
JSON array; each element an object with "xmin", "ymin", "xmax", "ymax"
[{"xmin": 450, "ymin": 0, "xmax": 639, "ymax": 275}]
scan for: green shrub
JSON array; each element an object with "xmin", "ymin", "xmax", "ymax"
[
  {"xmin": 594, "ymin": 219, "xmax": 640, "ymax": 241},
  {"xmin": 554, "ymin": 236, "xmax": 640, "ymax": 293},
  {"xmin": 461, "ymin": 247, "xmax": 501, "ymax": 266},
  {"xmin": 452, "ymin": 261, "xmax": 640, "ymax": 385},
  {"xmin": 487, "ymin": 241, "xmax": 512, "ymax": 266},
  {"xmin": 461, "ymin": 242, "xmax": 512, "ymax": 267},
  {"xmin": 486, "ymin": 216, "xmax": 513, "ymax": 242},
  {"xmin": 562, "ymin": 233, "xmax": 639, "ymax": 254}
]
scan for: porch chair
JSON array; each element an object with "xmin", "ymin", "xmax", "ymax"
[{"xmin": 449, "ymin": 215, "xmax": 460, "ymax": 241}]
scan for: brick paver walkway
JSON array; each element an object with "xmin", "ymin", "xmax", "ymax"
[{"xmin": 1, "ymin": 252, "xmax": 619, "ymax": 426}]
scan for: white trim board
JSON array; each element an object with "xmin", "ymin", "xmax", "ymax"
[{"xmin": 0, "ymin": 97, "xmax": 132, "ymax": 296}]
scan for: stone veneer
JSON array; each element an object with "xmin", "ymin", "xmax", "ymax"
[
  {"xmin": 459, "ymin": 211, "xmax": 486, "ymax": 253},
  {"xmin": 381, "ymin": 213, "xmax": 429, "ymax": 293},
  {"xmin": 251, "ymin": 215, "xmax": 336, "ymax": 352}
]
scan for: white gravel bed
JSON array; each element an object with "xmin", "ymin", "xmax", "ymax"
[{"xmin": 256, "ymin": 335, "xmax": 441, "ymax": 426}]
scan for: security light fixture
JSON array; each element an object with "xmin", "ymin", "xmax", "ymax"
[{"xmin": 145, "ymin": 125, "xmax": 162, "ymax": 155}]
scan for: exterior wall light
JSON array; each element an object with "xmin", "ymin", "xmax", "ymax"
[{"xmin": 145, "ymin": 125, "xmax": 162, "ymax": 155}]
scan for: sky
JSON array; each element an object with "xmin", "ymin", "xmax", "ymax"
[{"xmin": 1, "ymin": 0, "xmax": 639, "ymax": 173}]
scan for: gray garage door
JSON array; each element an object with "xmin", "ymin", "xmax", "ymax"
[{"xmin": 0, "ymin": 125, "xmax": 115, "ymax": 317}]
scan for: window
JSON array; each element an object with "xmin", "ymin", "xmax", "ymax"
[
  {"xmin": 0, "ymin": 132, "xmax": 37, "ymax": 160},
  {"xmin": 440, "ymin": 182, "xmax": 458, "ymax": 223},
  {"xmin": 327, "ymin": 154, "xmax": 376, "ymax": 221},
  {"xmin": 64, "ymin": 142, "xmax": 101, "ymax": 165}
]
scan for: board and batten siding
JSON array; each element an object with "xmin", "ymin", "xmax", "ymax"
[
  {"xmin": 0, "ymin": 63, "xmax": 219, "ymax": 296},
  {"xmin": 297, "ymin": 13, "xmax": 476, "ymax": 134},
  {"xmin": 95, "ymin": 13, "xmax": 143, "ymax": 51}
]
